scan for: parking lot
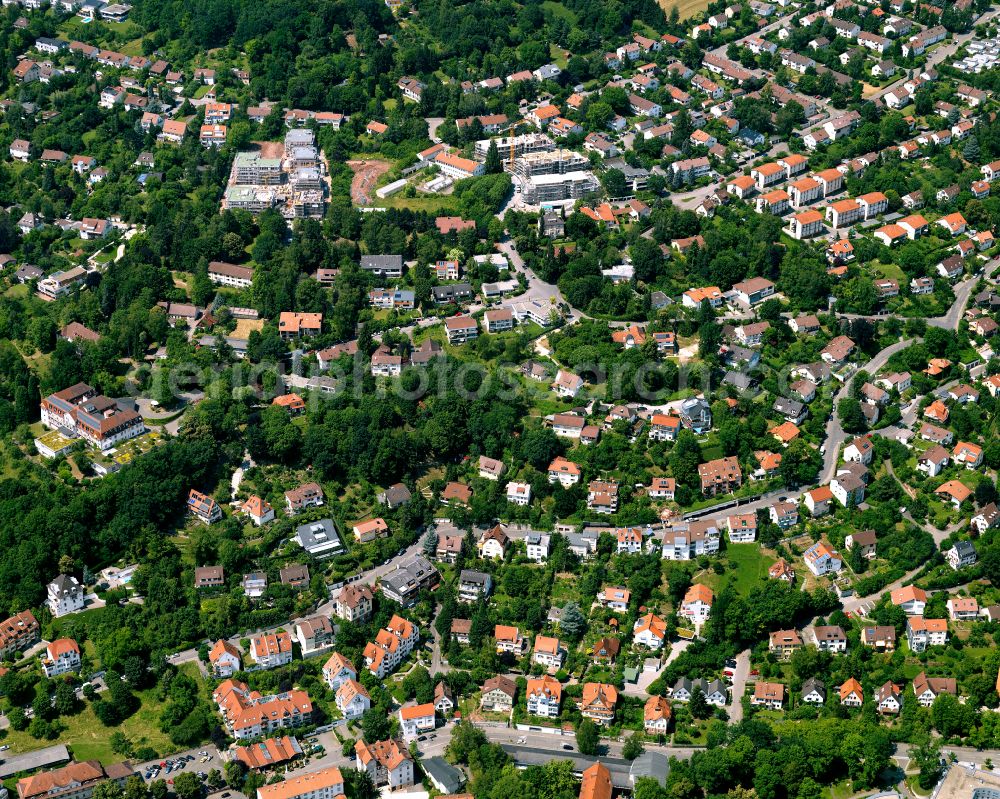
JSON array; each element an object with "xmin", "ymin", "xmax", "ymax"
[{"xmin": 133, "ymin": 744, "xmax": 223, "ymax": 783}]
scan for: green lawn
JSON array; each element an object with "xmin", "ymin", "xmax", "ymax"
[
  {"xmin": 374, "ymin": 195, "xmax": 459, "ymax": 213},
  {"xmin": 701, "ymin": 544, "xmax": 776, "ymax": 596},
  {"xmin": 1, "ymin": 684, "xmax": 180, "ymax": 764},
  {"xmin": 874, "ymin": 260, "xmax": 906, "ymax": 282},
  {"xmin": 541, "ymin": 0, "xmax": 578, "ymax": 22}
]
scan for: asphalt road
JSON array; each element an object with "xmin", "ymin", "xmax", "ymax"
[{"xmin": 820, "ymin": 338, "xmax": 915, "ymax": 484}]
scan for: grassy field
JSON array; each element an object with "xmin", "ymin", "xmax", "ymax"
[
  {"xmin": 541, "ymin": 0, "xmax": 577, "ymax": 22},
  {"xmin": 2, "ymin": 686, "xmax": 177, "ymax": 764},
  {"xmin": 374, "ymin": 195, "xmax": 459, "ymax": 212},
  {"xmin": 659, "ymin": 0, "xmax": 712, "ymax": 19},
  {"xmin": 700, "ymin": 543, "xmax": 776, "ymax": 596}
]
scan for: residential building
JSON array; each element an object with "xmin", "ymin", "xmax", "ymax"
[
  {"xmin": 250, "ymin": 631, "xmax": 293, "ymax": 670},
  {"xmin": 334, "ymin": 583, "xmax": 374, "ymax": 623},
  {"xmin": 285, "ymin": 482, "xmax": 324, "ymax": 514},
  {"xmin": 458, "ymin": 570, "xmax": 492, "ymax": 603},
  {"xmin": 947, "ymin": 596, "xmax": 979, "ymax": 620},
  {"xmin": 526, "ymin": 675, "xmax": 562, "ymax": 717},
  {"xmin": 633, "ymin": 613, "xmax": 667, "ymax": 650},
  {"xmin": 334, "ymin": 680, "xmax": 370, "ymax": 721},
  {"xmin": 354, "ymin": 739, "xmax": 414, "ymax": 790},
  {"xmin": 322, "ymin": 652, "xmax": 357, "ymax": 691},
  {"xmin": 380, "ymin": 557, "xmax": 439, "ymax": 607},
  {"xmin": 363, "ymin": 615, "xmax": 419, "ymax": 678},
  {"xmin": 861, "ymin": 626, "xmax": 896, "ymax": 652},
  {"xmin": 580, "ymin": 682, "xmax": 618, "ymax": 726},
  {"xmin": 813, "ymin": 625, "xmax": 848, "ymax": 653},
  {"xmin": 698, "ymin": 456, "xmax": 741, "ymax": 496},
  {"xmin": 399, "ymin": 703, "xmax": 436, "ymax": 739},
  {"xmin": 47, "ymin": 574, "xmax": 85, "ymax": 617},
  {"xmin": 16, "ymin": 762, "xmax": 136, "ymax": 799},
  {"xmin": 891, "ymin": 585, "xmax": 927, "ymax": 615},
  {"xmin": 599, "ymin": 585, "xmax": 631, "ymax": 612},
  {"xmin": 294, "ymin": 616, "xmax": 335, "ymax": 657},
  {"xmin": 804, "ymin": 542, "xmax": 841, "ymax": 576},
  {"xmin": 769, "ymin": 629, "xmax": 804, "ymax": 659},
  {"xmin": 680, "ymin": 584, "xmax": 713, "ymax": 624},
  {"xmin": 233, "ymin": 736, "xmax": 303, "ymax": 771},
  {"xmin": 907, "ymin": 617, "xmax": 948, "ymax": 652},
  {"xmin": 751, "ymin": 682, "xmax": 785, "ymax": 710},
  {"xmin": 213, "ymin": 680, "xmax": 313, "ymax": 740},
  {"xmin": 41, "ymin": 638, "xmax": 81, "ymax": 678},
  {"xmin": 839, "ymin": 678, "xmax": 863, "ymax": 707},
  {"xmin": 802, "ymin": 678, "xmax": 826, "ymax": 705},
  {"xmin": 209, "ymin": 640, "xmax": 243, "ymax": 677},
  {"xmin": 912, "ymin": 672, "xmax": 956, "ymax": 707},
  {"xmin": 946, "ymin": 541, "xmax": 977, "ymax": 570},
  {"xmin": 533, "ymin": 635, "xmax": 565, "ymax": 669},
  {"xmin": 481, "ymin": 676, "xmax": 517, "ymax": 712}
]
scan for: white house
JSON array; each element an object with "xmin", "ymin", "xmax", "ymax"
[
  {"xmin": 633, "ymin": 613, "xmax": 667, "ymax": 650},
  {"xmin": 804, "ymin": 542, "xmax": 841, "ymax": 576},
  {"xmin": 336, "ymin": 679, "xmax": 371, "ymax": 720},
  {"xmin": 41, "ymin": 638, "xmax": 81, "ymax": 678},
  {"xmin": 47, "ymin": 574, "xmax": 85, "ymax": 617},
  {"xmin": 209, "ymin": 640, "xmax": 242, "ymax": 678}
]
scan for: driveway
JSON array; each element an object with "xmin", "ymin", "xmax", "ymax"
[
  {"xmin": 727, "ymin": 649, "xmax": 751, "ymax": 723},
  {"xmin": 820, "ymin": 339, "xmax": 914, "ymax": 483}
]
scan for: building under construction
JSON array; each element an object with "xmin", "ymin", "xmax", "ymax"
[
  {"xmin": 474, "ymin": 132, "xmax": 555, "ymax": 162},
  {"xmin": 223, "ymin": 129, "xmax": 328, "ymax": 220},
  {"xmin": 513, "ymin": 149, "xmax": 590, "ymax": 179}
]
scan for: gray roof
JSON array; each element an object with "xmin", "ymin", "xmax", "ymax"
[
  {"xmin": 379, "ymin": 483, "xmax": 412, "ymax": 506},
  {"xmin": 360, "ymin": 255, "xmax": 403, "ymax": 270},
  {"xmin": 432, "ymin": 282, "xmax": 473, "ymax": 301},
  {"xmin": 421, "ymin": 757, "xmax": 465, "ymax": 794},
  {"xmin": 294, "ymin": 519, "xmax": 343, "ymax": 555},
  {"xmin": 49, "ymin": 573, "xmax": 80, "ymax": 597},
  {"xmin": 630, "ymin": 751, "xmax": 670, "ymax": 786},
  {"xmin": 802, "ymin": 677, "xmax": 826, "ymax": 698},
  {"xmin": 0, "ymin": 745, "xmax": 71, "ymax": 779},
  {"xmin": 775, "ymin": 397, "xmax": 805, "ymax": 415},
  {"xmin": 952, "ymin": 540, "xmax": 977, "ymax": 557},
  {"xmin": 724, "ymin": 371, "xmax": 754, "ymax": 390},
  {"xmin": 382, "ymin": 555, "xmax": 438, "ymax": 595},
  {"xmin": 459, "ymin": 569, "xmax": 491, "ymax": 586}
]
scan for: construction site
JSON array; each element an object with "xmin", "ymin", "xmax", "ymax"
[{"xmin": 221, "ymin": 130, "xmax": 329, "ymax": 220}]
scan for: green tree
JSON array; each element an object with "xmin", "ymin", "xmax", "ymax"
[
  {"xmin": 690, "ymin": 685, "xmax": 711, "ymax": 720},
  {"xmin": 576, "ymin": 719, "xmax": 599, "ymax": 755},
  {"xmin": 485, "ymin": 140, "xmax": 503, "ymax": 175},
  {"xmin": 912, "ymin": 736, "xmax": 942, "ymax": 790},
  {"xmin": 172, "ymin": 773, "xmax": 202, "ymax": 799},
  {"xmin": 622, "ymin": 734, "xmax": 645, "ymax": 760},
  {"xmin": 91, "ymin": 782, "xmax": 125, "ymax": 799},
  {"xmin": 559, "ymin": 602, "xmax": 586, "ymax": 640}
]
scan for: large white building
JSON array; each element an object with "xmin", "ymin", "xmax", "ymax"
[
  {"xmin": 250, "ymin": 631, "xmax": 294, "ymax": 670},
  {"xmin": 39, "ymin": 382, "xmax": 144, "ymax": 452},
  {"xmin": 41, "ymin": 638, "xmax": 81, "ymax": 678},
  {"xmin": 355, "ymin": 739, "xmax": 415, "ymax": 791},
  {"xmin": 256, "ymin": 765, "xmax": 344, "ymax": 799},
  {"xmin": 47, "ymin": 574, "xmax": 85, "ymax": 617}
]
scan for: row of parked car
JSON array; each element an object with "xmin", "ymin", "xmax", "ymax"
[{"xmin": 144, "ymin": 752, "xmax": 213, "ymax": 781}]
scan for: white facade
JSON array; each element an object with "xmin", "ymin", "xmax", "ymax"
[
  {"xmin": 525, "ymin": 533, "xmax": 550, "ymax": 562},
  {"xmin": 47, "ymin": 575, "xmax": 85, "ymax": 617}
]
